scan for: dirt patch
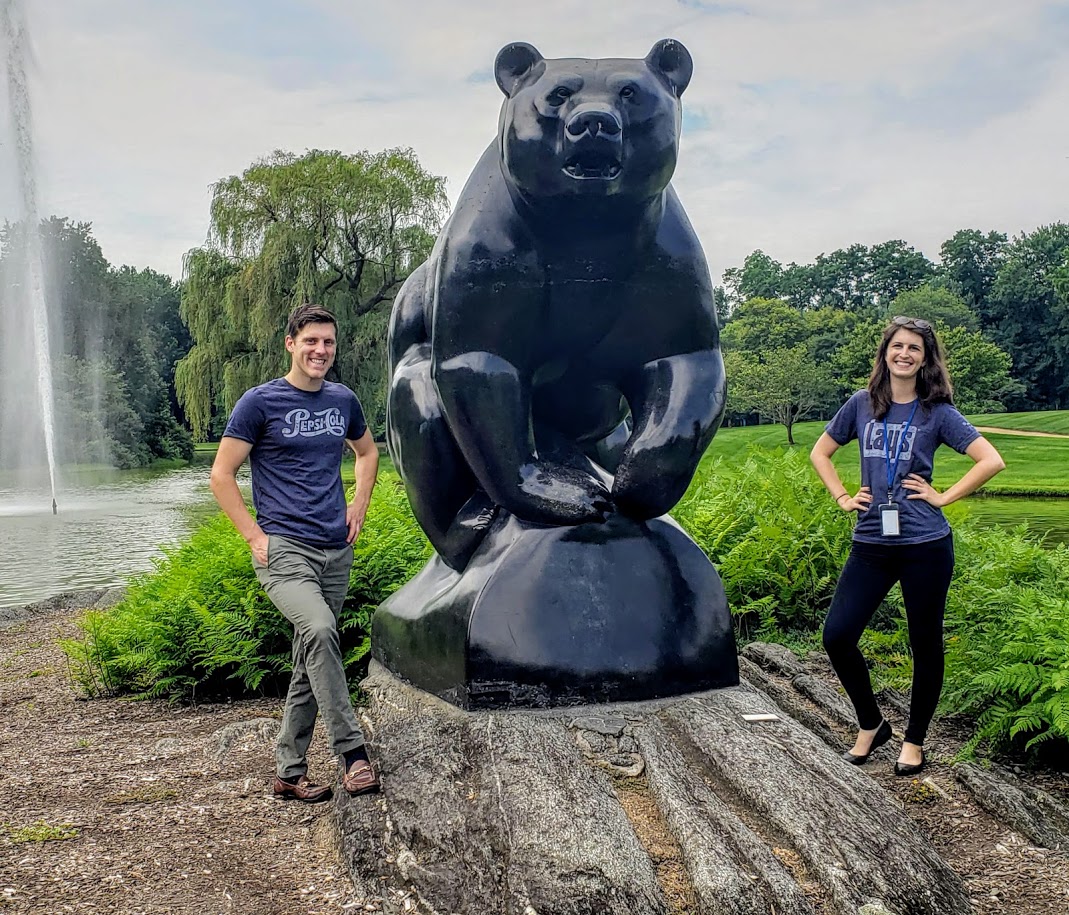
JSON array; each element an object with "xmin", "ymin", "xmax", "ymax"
[
  {"xmin": 0, "ymin": 602, "xmax": 371, "ymax": 915},
  {"xmin": 614, "ymin": 779, "xmax": 696, "ymax": 914}
]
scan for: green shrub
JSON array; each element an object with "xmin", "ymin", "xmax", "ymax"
[
  {"xmin": 62, "ymin": 473, "xmax": 430, "ymax": 700},
  {"xmin": 63, "ymin": 448, "xmax": 1069, "ymax": 760},
  {"xmin": 940, "ymin": 526, "xmax": 1069, "ymax": 755},
  {"xmin": 674, "ymin": 448, "xmax": 854, "ymax": 638}
]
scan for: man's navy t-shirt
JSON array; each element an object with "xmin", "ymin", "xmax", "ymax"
[
  {"xmin": 223, "ymin": 378, "xmax": 367, "ymax": 549},
  {"xmin": 825, "ymin": 391, "xmax": 980, "ymax": 545}
]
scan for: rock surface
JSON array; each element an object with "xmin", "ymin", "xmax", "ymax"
[
  {"xmin": 336, "ymin": 660, "xmax": 975, "ymax": 915},
  {"xmin": 954, "ymin": 762, "xmax": 1069, "ymax": 852},
  {"xmin": 337, "ymin": 662, "xmax": 664, "ymax": 914}
]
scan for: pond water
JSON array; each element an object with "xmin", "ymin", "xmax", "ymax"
[
  {"xmin": 0, "ymin": 460, "xmax": 231, "ymax": 609},
  {"xmin": 960, "ymin": 496, "xmax": 1069, "ymax": 547},
  {"xmin": 1, "ymin": 462, "xmax": 1065, "ymax": 609}
]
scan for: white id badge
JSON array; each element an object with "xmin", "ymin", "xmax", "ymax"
[{"xmin": 880, "ymin": 503, "xmax": 900, "ymax": 537}]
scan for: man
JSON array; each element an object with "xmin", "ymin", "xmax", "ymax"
[{"xmin": 210, "ymin": 303, "xmax": 380, "ymax": 802}]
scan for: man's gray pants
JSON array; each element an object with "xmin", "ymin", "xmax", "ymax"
[{"xmin": 254, "ymin": 534, "xmax": 365, "ymax": 779}]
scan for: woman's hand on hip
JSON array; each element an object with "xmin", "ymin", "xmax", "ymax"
[
  {"xmin": 841, "ymin": 487, "xmax": 872, "ymax": 512},
  {"xmin": 902, "ymin": 473, "xmax": 945, "ymax": 507}
]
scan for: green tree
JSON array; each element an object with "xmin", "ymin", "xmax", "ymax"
[
  {"xmin": 177, "ymin": 148, "xmax": 449, "ymax": 440},
  {"xmin": 0, "ymin": 219, "xmax": 191, "ymax": 468},
  {"xmin": 939, "ymin": 229, "xmax": 1007, "ymax": 316},
  {"xmin": 723, "ymin": 250, "xmax": 784, "ymax": 306},
  {"xmin": 984, "ymin": 223, "xmax": 1069, "ymax": 409},
  {"xmin": 724, "ymin": 241, "xmax": 935, "ymax": 314},
  {"xmin": 889, "ymin": 284, "xmax": 979, "ymax": 332},
  {"xmin": 725, "ymin": 346, "xmax": 836, "ymax": 445},
  {"xmin": 940, "ymin": 326, "xmax": 1024, "ymax": 414},
  {"xmin": 107, "ymin": 267, "xmax": 193, "ymax": 461},
  {"xmin": 723, "ymin": 298, "xmax": 858, "ymax": 411},
  {"xmin": 54, "ymin": 355, "xmax": 147, "ymax": 468},
  {"xmin": 721, "ymin": 298, "xmax": 807, "ymax": 352},
  {"xmin": 829, "ymin": 319, "xmax": 882, "ymax": 394},
  {"xmin": 867, "ymin": 240, "xmax": 937, "ymax": 308}
]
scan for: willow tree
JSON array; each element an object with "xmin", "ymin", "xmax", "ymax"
[{"xmin": 176, "ymin": 147, "xmax": 449, "ymax": 439}]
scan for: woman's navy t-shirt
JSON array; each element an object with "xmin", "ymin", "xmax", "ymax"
[
  {"xmin": 825, "ymin": 391, "xmax": 980, "ymax": 545},
  {"xmin": 223, "ymin": 378, "xmax": 367, "ymax": 549}
]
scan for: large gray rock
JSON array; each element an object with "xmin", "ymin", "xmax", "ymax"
[
  {"xmin": 336, "ymin": 663, "xmax": 974, "ymax": 915},
  {"xmin": 738, "ymin": 656, "xmax": 843, "ymax": 750},
  {"xmin": 954, "ymin": 762, "xmax": 1069, "ymax": 852},
  {"xmin": 204, "ymin": 718, "xmax": 278, "ymax": 767},
  {"xmin": 637, "ymin": 715, "xmax": 815, "ymax": 915},
  {"xmin": 657, "ymin": 685, "xmax": 972, "ymax": 915},
  {"xmin": 0, "ymin": 588, "xmax": 108, "ymax": 628},
  {"xmin": 337, "ymin": 662, "xmax": 664, "ymax": 915},
  {"xmin": 742, "ymin": 642, "xmax": 857, "ymax": 729}
]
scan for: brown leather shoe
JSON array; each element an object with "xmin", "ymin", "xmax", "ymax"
[
  {"xmin": 273, "ymin": 774, "xmax": 333, "ymax": 803},
  {"xmin": 342, "ymin": 757, "xmax": 380, "ymax": 796}
]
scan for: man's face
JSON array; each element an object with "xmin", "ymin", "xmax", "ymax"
[{"xmin": 285, "ymin": 321, "xmax": 337, "ymax": 380}]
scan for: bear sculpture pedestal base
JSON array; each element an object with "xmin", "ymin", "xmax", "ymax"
[{"xmin": 371, "ymin": 513, "xmax": 739, "ymax": 709}]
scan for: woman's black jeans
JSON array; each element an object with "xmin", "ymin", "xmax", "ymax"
[{"xmin": 822, "ymin": 533, "xmax": 954, "ymax": 746}]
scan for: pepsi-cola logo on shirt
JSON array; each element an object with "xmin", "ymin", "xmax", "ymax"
[{"xmin": 281, "ymin": 407, "xmax": 347, "ymax": 439}]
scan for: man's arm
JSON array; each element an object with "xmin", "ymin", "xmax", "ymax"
[
  {"xmin": 345, "ymin": 428, "xmax": 380, "ymax": 544},
  {"xmin": 209, "ymin": 436, "xmax": 268, "ymax": 563}
]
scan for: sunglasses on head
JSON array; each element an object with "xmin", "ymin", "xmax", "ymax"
[{"xmin": 892, "ymin": 315, "xmax": 932, "ymax": 331}]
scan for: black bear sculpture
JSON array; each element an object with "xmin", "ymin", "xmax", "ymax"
[{"xmin": 373, "ymin": 39, "xmax": 738, "ymax": 708}]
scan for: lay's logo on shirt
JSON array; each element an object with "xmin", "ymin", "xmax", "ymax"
[
  {"xmin": 862, "ymin": 420, "xmax": 917, "ymax": 461},
  {"xmin": 282, "ymin": 407, "xmax": 346, "ymax": 438}
]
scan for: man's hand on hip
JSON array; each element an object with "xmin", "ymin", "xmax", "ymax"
[
  {"xmin": 248, "ymin": 529, "xmax": 269, "ymax": 565},
  {"xmin": 346, "ymin": 503, "xmax": 366, "ymax": 545}
]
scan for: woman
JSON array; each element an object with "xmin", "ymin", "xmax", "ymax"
[{"xmin": 810, "ymin": 316, "xmax": 1005, "ymax": 775}]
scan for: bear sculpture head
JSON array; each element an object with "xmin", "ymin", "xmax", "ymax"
[{"xmin": 494, "ymin": 39, "xmax": 693, "ymax": 204}]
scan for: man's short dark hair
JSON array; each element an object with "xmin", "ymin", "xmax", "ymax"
[{"xmin": 286, "ymin": 303, "xmax": 338, "ymax": 339}]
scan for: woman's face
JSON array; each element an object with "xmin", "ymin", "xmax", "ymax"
[{"xmin": 885, "ymin": 328, "xmax": 926, "ymax": 382}]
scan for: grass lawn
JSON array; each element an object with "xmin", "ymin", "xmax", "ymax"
[
  {"xmin": 342, "ymin": 449, "xmax": 394, "ymax": 486},
  {"xmin": 965, "ymin": 410, "xmax": 1069, "ymax": 435},
  {"xmin": 702, "ymin": 418, "xmax": 1069, "ymax": 496},
  {"xmin": 202, "ymin": 409, "xmax": 1069, "ymax": 494}
]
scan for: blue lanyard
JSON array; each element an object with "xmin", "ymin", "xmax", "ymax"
[{"xmin": 883, "ymin": 400, "xmax": 918, "ymax": 501}]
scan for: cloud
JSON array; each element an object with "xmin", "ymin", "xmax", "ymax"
[{"xmin": 2, "ymin": 0, "xmax": 1066, "ymax": 288}]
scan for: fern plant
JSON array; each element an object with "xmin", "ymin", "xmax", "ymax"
[
  {"xmin": 62, "ymin": 472, "xmax": 430, "ymax": 701},
  {"xmin": 939, "ymin": 525, "xmax": 1069, "ymax": 755},
  {"xmin": 61, "ymin": 449, "xmax": 1069, "ymax": 761},
  {"xmin": 674, "ymin": 448, "xmax": 854, "ymax": 638}
]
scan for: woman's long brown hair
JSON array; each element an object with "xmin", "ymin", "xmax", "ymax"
[{"xmin": 867, "ymin": 317, "xmax": 954, "ymax": 420}]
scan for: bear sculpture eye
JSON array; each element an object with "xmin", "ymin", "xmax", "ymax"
[
  {"xmin": 548, "ymin": 86, "xmax": 573, "ymax": 106},
  {"xmin": 620, "ymin": 86, "xmax": 636, "ymax": 99}
]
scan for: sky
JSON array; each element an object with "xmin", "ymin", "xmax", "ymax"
[{"xmin": 1, "ymin": 0, "xmax": 1067, "ymax": 285}]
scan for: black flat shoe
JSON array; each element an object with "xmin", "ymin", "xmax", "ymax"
[
  {"xmin": 841, "ymin": 719, "xmax": 892, "ymax": 765},
  {"xmin": 894, "ymin": 749, "xmax": 926, "ymax": 777}
]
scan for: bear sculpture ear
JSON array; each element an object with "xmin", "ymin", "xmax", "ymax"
[
  {"xmin": 646, "ymin": 38, "xmax": 693, "ymax": 97},
  {"xmin": 495, "ymin": 42, "xmax": 544, "ymax": 97}
]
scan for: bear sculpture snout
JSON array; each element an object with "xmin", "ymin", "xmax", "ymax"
[
  {"xmin": 563, "ymin": 106, "xmax": 623, "ymax": 181},
  {"xmin": 565, "ymin": 106, "xmax": 622, "ymax": 139}
]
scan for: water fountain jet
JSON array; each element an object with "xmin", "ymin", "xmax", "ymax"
[{"xmin": 1, "ymin": 0, "xmax": 59, "ymax": 508}]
